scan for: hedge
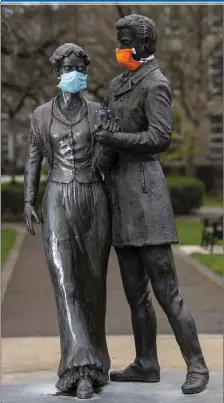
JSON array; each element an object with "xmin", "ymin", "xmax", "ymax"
[
  {"xmin": 162, "ymin": 164, "xmax": 222, "ymax": 195},
  {"xmin": 1, "ymin": 182, "xmax": 46, "ymax": 217},
  {"xmin": 166, "ymin": 176, "xmax": 204, "ymax": 215},
  {"xmin": 1, "ymin": 175, "xmax": 204, "ymax": 218}
]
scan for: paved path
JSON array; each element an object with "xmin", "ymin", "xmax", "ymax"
[
  {"xmin": 2, "ymin": 335, "xmax": 222, "ymax": 384},
  {"xmin": 179, "ymin": 245, "xmax": 223, "ymax": 254},
  {"xmin": 197, "ymin": 207, "xmax": 222, "ymax": 217},
  {"xmin": 2, "ymin": 225, "xmax": 223, "ymax": 337}
]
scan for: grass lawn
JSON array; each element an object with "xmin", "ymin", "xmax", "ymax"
[
  {"xmin": 191, "ymin": 253, "xmax": 223, "ymax": 277},
  {"xmin": 203, "ymin": 196, "xmax": 222, "ymax": 208},
  {"xmin": 176, "ymin": 219, "xmax": 203, "ymax": 245},
  {"xmin": 176, "ymin": 219, "xmax": 223, "ymax": 246},
  {"xmin": 1, "ymin": 228, "xmax": 17, "ymax": 267}
]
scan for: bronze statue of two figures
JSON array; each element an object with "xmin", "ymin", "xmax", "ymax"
[{"xmin": 24, "ymin": 14, "xmax": 209, "ymax": 400}]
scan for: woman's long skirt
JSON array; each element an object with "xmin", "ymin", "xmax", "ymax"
[{"xmin": 41, "ymin": 179, "xmax": 111, "ymax": 392}]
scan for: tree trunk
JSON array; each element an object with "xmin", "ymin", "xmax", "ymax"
[
  {"xmin": 185, "ymin": 126, "xmax": 198, "ymax": 177},
  {"xmin": 185, "ymin": 155, "xmax": 196, "ymax": 177},
  {"xmin": 8, "ymin": 121, "xmax": 17, "ymax": 185}
]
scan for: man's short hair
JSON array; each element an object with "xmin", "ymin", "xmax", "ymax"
[
  {"xmin": 116, "ymin": 14, "xmax": 157, "ymax": 55},
  {"xmin": 50, "ymin": 43, "xmax": 91, "ymax": 76}
]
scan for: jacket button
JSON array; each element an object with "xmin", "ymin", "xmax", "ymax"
[{"xmin": 120, "ymin": 97, "xmax": 124, "ymax": 101}]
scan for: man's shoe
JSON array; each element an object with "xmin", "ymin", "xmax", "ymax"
[
  {"xmin": 110, "ymin": 364, "xmax": 160, "ymax": 383},
  {"xmin": 181, "ymin": 373, "xmax": 209, "ymax": 395},
  {"xmin": 76, "ymin": 377, "xmax": 94, "ymax": 399}
]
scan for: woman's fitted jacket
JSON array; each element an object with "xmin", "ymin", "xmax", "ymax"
[{"xmin": 24, "ymin": 96, "xmax": 115, "ymax": 205}]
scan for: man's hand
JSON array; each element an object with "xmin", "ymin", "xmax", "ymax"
[
  {"xmin": 24, "ymin": 202, "xmax": 40, "ymax": 236},
  {"xmin": 95, "ymin": 120, "xmax": 120, "ymax": 146},
  {"xmin": 102, "ymin": 120, "xmax": 120, "ymax": 133},
  {"xmin": 95, "ymin": 128, "xmax": 115, "ymax": 146}
]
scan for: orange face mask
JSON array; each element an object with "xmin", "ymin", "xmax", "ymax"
[{"xmin": 115, "ymin": 48, "xmax": 141, "ymax": 71}]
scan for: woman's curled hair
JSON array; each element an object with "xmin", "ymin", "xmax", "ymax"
[{"xmin": 50, "ymin": 43, "xmax": 91, "ymax": 76}]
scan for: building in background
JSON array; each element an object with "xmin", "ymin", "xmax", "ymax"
[
  {"xmin": 1, "ymin": 4, "xmax": 223, "ymax": 193},
  {"xmin": 165, "ymin": 4, "xmax": 223, "ymax": 179}
]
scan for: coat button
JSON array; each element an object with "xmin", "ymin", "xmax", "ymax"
[{"xmin": 120, "ymin": 97, "xmax": 124, "ymax": 101}]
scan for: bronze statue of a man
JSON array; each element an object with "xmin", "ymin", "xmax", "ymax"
[{"xmin": 95, "ymin": 14, "xmax": 209, "ymax": 395}]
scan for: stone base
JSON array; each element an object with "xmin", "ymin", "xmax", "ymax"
[{"xmin": 2, "ymin": 371, "xmax": 222, "ymax": 403}]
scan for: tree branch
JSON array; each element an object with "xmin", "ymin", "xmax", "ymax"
[{"xmin": 115, "ymin": 4, "xmax": 133, "ymax": 19}]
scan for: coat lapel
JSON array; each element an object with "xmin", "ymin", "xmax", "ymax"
[
  {"xmin": 132, "ymin": 58, "xmax": 158, "ymax": 84},
  {"xmin": 42, "ymin": 98, "xmax": 55, "ymax": 162},
  {"xmin": 115, "ymin": 79, "xmax": 132, "ymax": 97},
  {"xmin": 84, "ymin": 98, "xmax": 101, "ymax": 133},
  {"xmin": 114, "ymin": 58, "xmax": 159, "ymax": 97}
]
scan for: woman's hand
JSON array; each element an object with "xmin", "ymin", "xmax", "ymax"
[{"xmin": 24, "ymin": 202, "xmax": 40, "ymax": 236}]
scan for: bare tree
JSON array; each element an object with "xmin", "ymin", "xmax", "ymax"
[
  {"xmin": 2, "ymin": 5, "xmax": 70, "ymax": 176},
  {"xmin": 161, "ymin": 5, "xmax": 223, "ymax": 175},
  {"xmin": 3, "ymin": 4, "xmax": 221, "ymax": 177}
]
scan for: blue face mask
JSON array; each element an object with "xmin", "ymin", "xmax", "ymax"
[{"xmin": 57, "ymin": 71, "xmax": 87, "ymax": 94}]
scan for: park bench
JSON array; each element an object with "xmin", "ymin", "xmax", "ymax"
[{"xmin": 201, "ymin": 216, "xmax": 223, "ymax": 253}]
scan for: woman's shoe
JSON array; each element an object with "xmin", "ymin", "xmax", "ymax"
[{"xmin": 76, "ymin": 376, "xmax": 94, "ymax": 399}]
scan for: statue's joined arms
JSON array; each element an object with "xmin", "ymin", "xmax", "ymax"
[
  {"xmin": 24, "ymin": 116, "xmax": 42, "ymax": 235},
  {"xmin": 95, "ymin": 81, "xmax": 172, "ymax": 155},
  {"xmin": 93, "ymin": 107, "xmax": 119, "ymax": 172}
]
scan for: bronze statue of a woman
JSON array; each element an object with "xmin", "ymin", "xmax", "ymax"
[{"xmin": 24, "ymin": 43, "xmax": 113, "ymax": 399}]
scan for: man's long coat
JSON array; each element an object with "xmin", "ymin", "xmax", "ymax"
[{"xmin": 97, "ymin": 58, "xmax": 178, "ymax": 247}]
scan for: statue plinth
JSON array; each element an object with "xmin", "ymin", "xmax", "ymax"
[{"xmin": 2, "ymin": 371, "xmax": 222, "ymax": 402}]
